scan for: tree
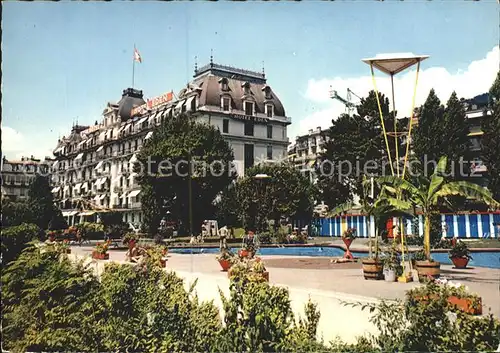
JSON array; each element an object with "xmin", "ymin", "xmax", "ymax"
[
  {"xmin": 215, "ymin": 184, "xmax": 241, "ymax": 230},
  {"xmin": 1, "ymin": 199, "xmax": 33, "ymax": 227},
  {"xmin": 317, "ymin": 90, "xmax": 400, "ymax": 209},
  {"xmin": 442, "ymin": 91, "xmax": 471, "ymax": 170},
  {"xmin": 379, "ymin": 156, "xmax": 499, "ymax": 259},
  {"xmin": 137, "ymin": 114, "xmax": 236, "ymax": 236},
  {"xmin": 483, "ymin": 71, "xmax": 500, "ymax": 200},
  {"xmin": 27, "ymin": 175, "xmax": 58, "ymax": 230},
  {"xmin": 235, "ymin": 163, "xmax": 315, "ymax": 232},
  {"xmin": 413, "ymin": 89, "xmax": 470, "ymax": 179},
  {"xmin": 413, "ymin": 89, "xmax": 445, "ymax": 172}
]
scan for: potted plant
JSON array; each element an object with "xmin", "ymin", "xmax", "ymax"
[
  {"xmin": 47, "ymin": 230, "xmax": 57, "ymax": 242},
  {"xmin": 216, "ymin": 248, "xmax": 235, "ymax": 272},
  {"xmin": 92, "ymin": 240, "xmax": 110, "ymax": 260},
  {"xmin": 341, "ymin": 227, "xmax": 356, "ymax": 259},
  {"xmin": 123, "ymin": 232, "xmax": 139, "ymax": 249},
  {"xmin": 239, "ymin": 242, "xmax": 255, "ymax": 259},
  {"xmin": 449, "ymin": 240, "xmax": 472, "ymax": 269},
  {"xmin": 407, "ymin": 280, "xmax": 483, "ymax": 315},
  {"xmin": 251, "ymin": 258, "xmax": 269, "ymax": 282},
  {"xmin": 378, "ymin": 156, "xmax": 499, "ymax": 280},
  {"xmin": 145, "ymin": 245, "xmax": 168, "ymax": 268}
]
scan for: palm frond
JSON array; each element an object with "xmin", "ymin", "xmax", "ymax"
[
  {"xmin": 427, "ymin": 174, "xmax": 444, "ymax": 201},
  {"xmin": 328, "ymin": 202, "xmax": 355, "ymax": 217},
  {"xmin": 435, "ymin": 156, "xmax": 448, "ymax": 176},
  {"xmin": 376, "ymin": 176, "xmax": 423, "ymax": 202},
  {"xmin": 432, "ymin": 181, "xmax": 500, "ymax": 208},
  {"xmin": 375, "ymin": 197, "xmax": 413, "ymax": 213}
]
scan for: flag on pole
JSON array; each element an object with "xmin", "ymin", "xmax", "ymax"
[{"xmin": 134, "ymin": 47, "xmax": 142, "ymax": 63}]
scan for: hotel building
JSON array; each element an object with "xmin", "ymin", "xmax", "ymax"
[
  {"xmin": 1, "ymin": 156, "xmax": 51, "ymax": 202},
  {"xmin": 51, "ymin": 61, "xmax": 291, "ymax": 226}
]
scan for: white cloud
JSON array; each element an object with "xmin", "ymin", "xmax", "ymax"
[
  {"xmin": 295, "ymin": 46, "xmax": 499, "ymax": 139},
  {"xmin": 2, "ymin": 126, "xmax": 54, "ymax": 160}
]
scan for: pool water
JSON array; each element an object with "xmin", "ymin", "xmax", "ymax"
[{"xmin": 168, "ymin": 246, "xmax": 500, "ymax": 269}]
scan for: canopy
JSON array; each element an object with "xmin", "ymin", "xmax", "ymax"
[{"xmin": 362, "ymin": 53, "xmax": 429, "ymax": 75}]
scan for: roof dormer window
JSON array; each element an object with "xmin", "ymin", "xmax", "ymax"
[
  {"xmin": 221, "ymin": 97, "xmax": 231, "ymax": 112},
  {"xmin": 244, "ymin": 101, "xmax": 254, "ymax": 116},
  {"xmin": 266, "ymin": 104, "xmax": 274, "ymax": 118},
  {"xmin": 262, "ymin": 85, "xmax": 272, "ymax": 100},
  {"xmin": 242, "ymin": 82, "xmax": 251, "ymax": 95},
  {"xmin": 219, "ymin": 77, "xmax": 229, "ymax": 91}
]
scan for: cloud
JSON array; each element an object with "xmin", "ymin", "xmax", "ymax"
[
  {"xmin": 2, "ymin": 126, "xmax": 54, "ymax": 160},
  {"xmin": 295, "ymin": 46, "xmax": 499, "ymax": 138}
]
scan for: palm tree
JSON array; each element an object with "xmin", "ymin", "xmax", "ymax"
[
  {"xmin": 377, "ymin": 156, "xmax": 499, "ymax": 260},
  {"xmin": 329, "ymin": 176, "xmax": 399, "ymax": 258}
]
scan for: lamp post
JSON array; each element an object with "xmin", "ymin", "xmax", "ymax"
[{"xmin": 253, "ymin": 173, "xmax": 271, "ymax": 233}]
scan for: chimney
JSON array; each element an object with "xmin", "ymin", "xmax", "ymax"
[
  {"xmin": 316, "ymin": 126, "xmax": 321, "ymax": 132},
  {"xmin": 308, "ymin": 129, "xmax": 313, "ymax": 134}
]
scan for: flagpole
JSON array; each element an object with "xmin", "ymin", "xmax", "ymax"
[{"xmin": 132, "ymin": 44, "xmax": 136, "ymax": 88}]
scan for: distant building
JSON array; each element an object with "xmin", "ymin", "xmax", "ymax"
[
  {"xmin": 288, "ymin": 126, "xmax": 328, "ymax": 183},
  {"xmin": 462, "ymin": 93, "xmax": 492, "ymax": 188},
  {"xmin": 1, "ymin": 155, "xmax": 51, "ymax": 202}
]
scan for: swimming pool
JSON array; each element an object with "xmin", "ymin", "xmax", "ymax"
[{"xmin": 168, "ymin": 246, "xmax": 500, "ymax": 269}]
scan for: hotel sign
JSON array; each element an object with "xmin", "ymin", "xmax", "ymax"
[
  {"xmin": 230, "ymin": 114, "xmax": 268, "ymax": 124},
  {"xmin": 131, "ymin": 91, "xmax": 174, "ymax": 117}
]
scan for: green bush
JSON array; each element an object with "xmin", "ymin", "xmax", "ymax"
[
  {"xmin": 75, "ymin": 222, "xmax": 105, "ymax": 240},
  {"xmin": 1, "ymin": 223, "xmax": 40, "ymax": 264},
  {"xmin": 3, "ymin": 245, "xmax": 499, "ymax": 352}
]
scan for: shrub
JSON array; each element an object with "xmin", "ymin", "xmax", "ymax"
[
  {"xmin": 76, "ymin": 222, "xmax": 105, "ymax": 240},
  {"xmin": 350, "ymin": 281, "xmax": 500, "ymax": 352},
  {"xmin": 1, "ymin": 223, "xmax": 40, "ymax": 264}
]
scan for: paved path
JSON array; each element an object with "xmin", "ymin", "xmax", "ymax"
[{"xmin": 73, "ymin": 246, "xmax": 500, "ymax": 318}]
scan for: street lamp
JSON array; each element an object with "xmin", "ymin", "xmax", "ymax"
[{"xmin": 253, "ymin": 173, "xmax": 271, "ymax": 233}]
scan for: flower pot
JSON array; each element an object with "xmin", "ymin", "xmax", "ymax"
[
  {"xmin": 415, "ymin": 260, "xmax": 441, "ymax": 280},
  {"xmin": 48, "ymin": 236, "xmax": 56, "ymax": 242},
  {"xmin": 342, "ymin": 238, "xmax": 353, "ymax": 248},
  {"xmin": 362, "ymin": 258, "xmax": 383, "ymax": 280},
  {"xmin": 448, "ymin": 295, "xmax": 482, "ymax": 315},
  {"xmin": 218, "ymin": 259, "xmax": 232, "ymax": 272},
  {"xmin": 239, "ymin": 249, "xmax": 249, "ymax": 258},
  {"xmin": 92, "ymin": 251, "xmax": 109, "ymax": 260},
  {"xmin": 342, "ymin": 238, "xmax": 354, "ymax": 259},
  {"xmin": 384, "ymin": 269, "xmax": 396, "ymax": 282},
  {"xmin": 65, "ymin": 248, "xmax": 72, "ymax": 254},
  {"xmin": 160, "ymin": 259, "xmax": 167, "ymax": 268},
  {"xmin": 451, "ymin": 256, "xmax": 469, "ymax": 269}
]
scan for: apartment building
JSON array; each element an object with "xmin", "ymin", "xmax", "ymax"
[
  {"xmin": 287, "ymin": 126, "xmax": 328, "ymax": 183},
  {"xmin": 1, "ymin": 155, "xmax": 51, "ymax": 202},
  {"xmin": 463, "ymin": 93, "xmax": 491, "ymax": 188},
  {"xmin": 51, "ymin": 61, "xmax": 291, "ymax": 227}
]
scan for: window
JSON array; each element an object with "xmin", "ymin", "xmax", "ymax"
[
  {"xmin": 282, "ymin": 128, "xmax": 286, "ymax": 139},
  {"xmin": 181, "ymin": 103, "xmax": 187, "ymax": 113},
  {"xmin": 244, "ymin": 121, "xmax": 254, "ymax": 136},
  {"xmin": 223, "ymin": 119, "xmax": 229, "ymax": 133},
  {"xmin": 267, "ymin": 146, "xmax": 273, "ymax": 160},
  {"xmin": 264, "ymin": 87, "xmax": 272, "ymax": 100},
  {"xmin": 267, "ymin": 125, "xmax": 273, "ymax": 139},
  {"xmin": 244, "ymin": 101, "xmax": 254, "ymax": 116},
  {"xmin": 266, "ymin": 104, "xmax": 274, "ymax": 118},
  {"xmin": 243, "ymin": 82, "xmax": 251, "ymax": 95},
  {"xmin": 220, "ymin": 78, "xmax": 229, "ymax": 91},
  {"xmin": 244, "ymin": 144, "xmax": 254, "ymax": 171},
  {"xmin": 222, "ymin": 97, "xmax": 231, "ymax": 111}
]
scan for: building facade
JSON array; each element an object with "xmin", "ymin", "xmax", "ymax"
[
  {"xmin": 463, "ymin": 93, "xmax": 491, "ymax": 188},
  {"xmin": 51, "ymin": 62, "xmax": 291, "ymax": 227},
  {"xmin": 287, "ymin": 126, "xmax": 328, "ymax": 183},
  {"xmin": 1, "ymin": 156, "xmax": 51, "ymax": 202}
]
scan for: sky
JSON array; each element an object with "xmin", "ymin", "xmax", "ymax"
[{"xmin": 2, "ymin": 1, "xmax": 499, "ymax": 160}]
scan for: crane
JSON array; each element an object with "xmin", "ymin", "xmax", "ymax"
[{"xmin": 329, "ymin": 87, "xmax": 361, "ymax": 116}]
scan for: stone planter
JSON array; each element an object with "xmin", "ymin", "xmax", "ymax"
[
  {"xmin": 415, "ymin": 260, "xmax": 441, "ymax": 280},
  {"xmin": 342, "ymin": 238, "xmax": 354, "ymax": 259},
  {"xmin": 450, "ymin": 256, "xmax": 469, "ymax": 269},
  {"xmin": 362, "ymin": 258, "xmax": 383, "ymax": 280}
]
